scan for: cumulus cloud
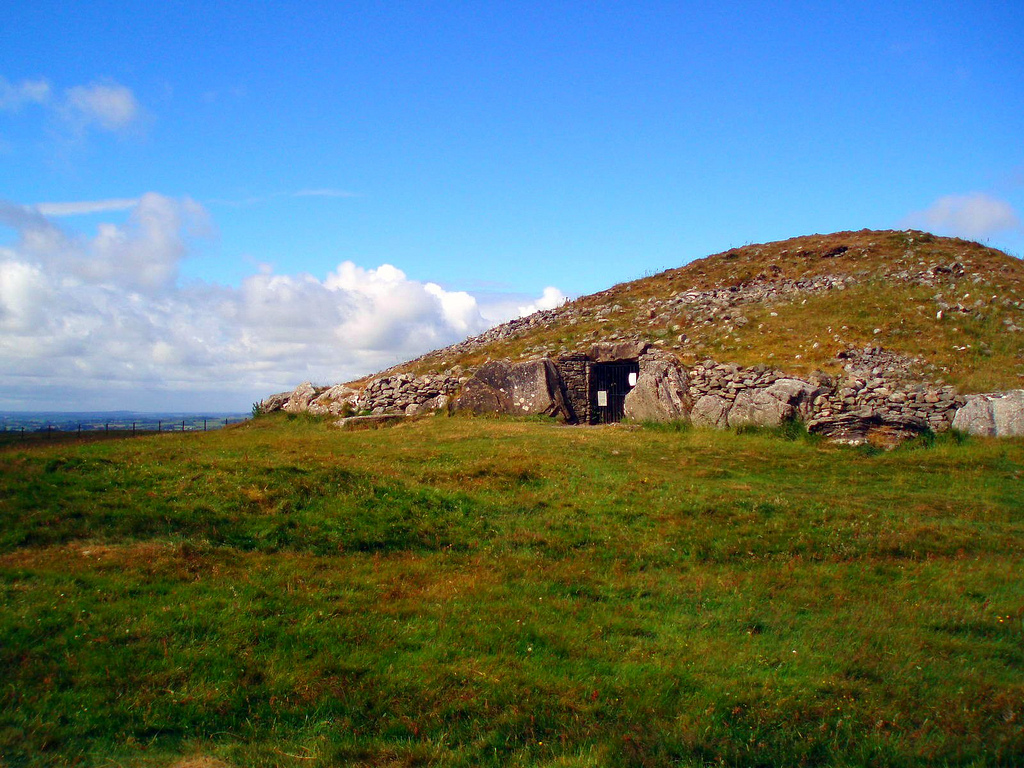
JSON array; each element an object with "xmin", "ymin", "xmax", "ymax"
[
  {"xmin": 63, "ymin": 82, "xmax": 140, "ymax": 132},
  {"xmin": 0, "ymin": 194, "xmax": 561, "ymax": 410},
  {"xmin": 470, "ymin": 285, "xmax": 570, "ymax": 327},
  {"xmin": 0, "ymin": 76, "xmax": 51, "ymax": 110},
  {"xmin": 518, "ymin": 286, "xmax": 568, "ymax": 317},
  {"xmin": 902, "ymin": 193, "xmax": 1021, "ymax": 240},
  {"xmin": 0, "ymin": 74, "xmax": 143, "ymax": 138}
]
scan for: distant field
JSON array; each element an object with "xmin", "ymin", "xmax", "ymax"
[
  {"xmin": 0, "ymin": 412, "xmax": 249, "ymax": 434},
  {"xmin": 1, "ymin": 413, "xmax": 1022, "ymax": 767},
  {"xmin": 0, "ymin": 413, "xmax": 250, "ymax": 450}
]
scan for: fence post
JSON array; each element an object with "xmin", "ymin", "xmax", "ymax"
[
  {"xmin": 132, "ymin": 422, "xmax": 136, "ymax": 436},
  {"xmin": 158, "ymin": 421, "xmax": 161, "ymax": 433},
  {"xmin": 204, "ymin": 418, "xmax": 207, "ymax": 431},
  {"xmin": 47, "ymin": 425, "xmax": 52, "ymax": 439}
]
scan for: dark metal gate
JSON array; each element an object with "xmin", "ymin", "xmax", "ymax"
[{"xmin": 591, "ymin": 361, "xmax": 639, "ymax": 423}]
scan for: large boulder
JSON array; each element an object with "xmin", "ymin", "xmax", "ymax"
[
  {"xmin": 728, "ymin": 378, "xmax": 824, "ymax": 428},
  {"xmin": 507, "ymin": 359, "xmax": 570, "ymax": 416},
  {"xmin": 623, "ymin": 361, "xmax": 690, "ymax": 422},
  {"xmin": 449, "ymin": 377, "xmax": 508, "ymax": 415},
  {"xmin": 588, "ymin": 340, "xmax": 648, "ymax": 363},
  {"xmin": 952, "ymin": 391, "xmax": 1024, "ymax": 437},
  {"xmin": 690, "ymin": 394, "xmax": 731, "ymax": 429},
  {"xmin": 283, "ymin": 381, "xmax": 319, "ymax": 413},
  {"xmin": 474, "ymin": 360, "xmax": 515, "ymax": 391},
  {"xmin": 259, "ymin": 391, "xmax": 292, "ymax": 414},
  {"xmin": 451, "ymin": 359, "xmax": 569, "ymax": 419}
]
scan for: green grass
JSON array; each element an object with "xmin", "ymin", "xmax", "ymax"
[{"xmin": 2, "ymin": 414, "xmax": 1023, "ymax": 766}]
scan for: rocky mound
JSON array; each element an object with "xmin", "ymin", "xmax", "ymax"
[{"xmin": 261, "ymin": 229, "xmax": 1024, "ymax": 442}]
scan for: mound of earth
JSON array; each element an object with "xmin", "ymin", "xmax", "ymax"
[{"xmin": 262, "ymin": 230, "xmax": 1024, "ymax": 442}]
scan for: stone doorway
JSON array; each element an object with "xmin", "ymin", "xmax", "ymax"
[{"xmin": 591, "ymin": 361, "xmax": 639, "ymax": 423}]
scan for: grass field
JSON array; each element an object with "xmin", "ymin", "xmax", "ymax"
[{"xmin": 1, "ymin": 413, "xmax": 1022, "ymax": 767}]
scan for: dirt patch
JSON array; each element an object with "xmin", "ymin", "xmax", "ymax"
[{"xmin": 171, "ymin": 757, "xmax": 232, "ymax": 768}]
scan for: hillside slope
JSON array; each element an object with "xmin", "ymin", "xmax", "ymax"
[{"xmin": 385, "ymin": 229, "xmax": 1024, "ymax": 394}]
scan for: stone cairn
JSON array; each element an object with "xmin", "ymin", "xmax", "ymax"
[{"xmin": 257, "ymin": 238, "xmax": 1024, "ymax": 440}]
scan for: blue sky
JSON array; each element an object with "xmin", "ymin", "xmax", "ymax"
[{"xmin": 1, "ymin": 1, "xmax": 1022, "ymax": 410}]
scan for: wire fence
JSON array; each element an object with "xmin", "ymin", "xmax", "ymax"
[{"xmin": 0, "ymin": 417, "xmax": 250, "ymax": 442}]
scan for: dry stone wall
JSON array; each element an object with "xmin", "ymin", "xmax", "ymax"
[
  {"xmin": 679, "ymin": 353, "xmax": 963, "ymax": 433},
  {"xmin": 812, "ymin": 347, "xmax": 964, "ymax": 432},
  {"xmin": 261, "ymin": 347, "xmax": 1010, "ymax": 443},
  {"xmin": 553, "ymin": 355, "xmax": 589, "ymax": 423},
  {"xmin": 357, "ymin": 372, "xmax": 463, "ymax": 415},
  {"xmin": 260, "ymin": 372, "xmax": 463, "ymax": 418}
]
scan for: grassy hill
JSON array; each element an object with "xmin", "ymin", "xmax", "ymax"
[
  {"xmin": 391, "ymin": 230, "xmax": 1024, "ymax": 395},
  {"xmin": 2, "ymin": 415, "xmax": 1023, "ymax": 766}
]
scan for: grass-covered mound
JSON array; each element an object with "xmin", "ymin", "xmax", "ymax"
[
  {"xmin": 1, "ymin": 414, "xmax": 1022, "ymax": 766},
  {"xmin": 395, "ymin": 230, "xmax": 1024, "ymax": 395}
]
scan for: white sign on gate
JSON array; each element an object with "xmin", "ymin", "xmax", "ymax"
[{"xmin": 597, "ymin": 390, "xmax": 608, "ymax": 407}]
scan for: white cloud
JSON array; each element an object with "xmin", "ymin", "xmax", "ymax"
[
  {"xmin": 0, "ymin": 75, "xmax": 143, "ymax": 138},
  {"xmin": 0, "ymin": 194, "xmax": 561, "ymax": 410},
  {"xmin": 902, "ymin": 193, "xmax": 1021, "ymax": 240},
  {"xmin": 468, "ymin": 285, "xmax": 570, "ymax": 327},
  {"xmin": 64, "ymin": 82, "xmax": 140, "ymax": 132},
  {"xmin": 518, "ymin": 286, "xmax": 568, "ymax": 317},
  {"xmin": 0, "ymin": 76, "xmax": 51, "ymax": 110},
  {"xmin": 35, "ymin": 198, "xmax": 140, "ymax": 216}
]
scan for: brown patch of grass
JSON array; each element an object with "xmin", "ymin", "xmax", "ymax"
[
  {"xmin": 170, "ymin": 757, "xmax": 233, "ymax": 768},
  {"xmin": 0, "ymin": 541, "xmax": 179, "ymax": 571}
]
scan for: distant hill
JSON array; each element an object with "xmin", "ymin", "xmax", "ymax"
[{"xmin": 380, "ymin": 229, "xmax": 1024, "ymax": 394}]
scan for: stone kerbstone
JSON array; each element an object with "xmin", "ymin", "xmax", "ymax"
[
  {"xmin": 690, "ymin": 394, "xmax": 731, "ymax": 429},
  {"xmin": 623, "ymin": 361, "xmax": 690, "ymax": 422},
  {"xmin": 259, "ymin": 391, "xmax": 291, "ymax": 414},
  {"xmin": 728, "ymin": 378, "xmax": 824, "ymax": 428},
  {"xmin": 507, "ymin": 359, "xmax": 570, "ymax": 417},
  {"xmin": 427, "ymin": 394, "xmax": 451, "ymax": 412},
  {"xmin": 474, "ymin": 360, "xmax": 514, "ymax": 391},
  {"xmin": 728, "ymin": 388, "xmax": 792, "ymax": 428},
  {"xmin": 952, "ymin": 390, "xmax": 1024, "ymax": 437},
  {"xmin": 283, "ymin": 381, "xmax": 318, "ymax": 413},
  {"xmin": 451, "ymin": 359, "xmax": 570, "ymax": 419},
  {"xmin": 308, "ymin": 384, "xmax": 358, "ymax": 416},
  {"xmin": 451, "ymin": 376, "xmax": 510, "ymax": 415}
]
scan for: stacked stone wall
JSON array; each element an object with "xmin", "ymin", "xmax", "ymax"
[
  {"xmin": 684, "ymin": 352, "xmax": 964, "ymax": 432},
  {"xmin": 557, "ymin": 355, "xmax": 590, "ymax": 424},
  {"xmin": 264, "ymin": 346, "xmax": 969, "ymax": 438},
  {"xmin": 357, "ymin": 372, "xmax": 463, "ymax": 415}
]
